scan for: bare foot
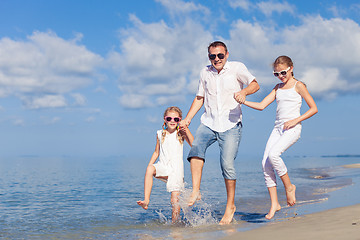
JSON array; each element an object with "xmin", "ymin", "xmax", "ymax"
[
  {"xmin": 265, "ymin": 204, "xmax": 281, "ymax": 220},
  {"xmin": 286, "ymin": 184, "xmax": 296, "ymax": 206},
  {"xmin": 137, "ymin": 200, "xmax": 149, "ymax": 210},
  {"xmin": 219, "ymin": 205, "xmax": 236, "ymax": 225},
  {"xmin": 188, "ymin": 191, "xmax": 201, "ymax": 206}
]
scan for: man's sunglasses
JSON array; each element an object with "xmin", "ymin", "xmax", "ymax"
[
  {"xmin": 208, "ymin": 53, "xmax": 225, "ymax": 60},
  {"xmin": 273, "ymin": 67, "xmax": 291, "ymax": 77},
  {"xmin": 164, "ymin": 116, "xmax": 181, "ymax": 122}
]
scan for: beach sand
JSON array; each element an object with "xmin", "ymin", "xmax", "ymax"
[
  {"xmin": 220, "ymin": 162, "xmax": 360, "ymax": 240},
  {"xmin": 221, "ymin": 203, "xmax": 360, "ymax": 240}
]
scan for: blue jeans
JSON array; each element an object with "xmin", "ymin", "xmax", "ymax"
[{"xmin": 187, "ymin": 122, "xmax": 242, "ymax": 180}]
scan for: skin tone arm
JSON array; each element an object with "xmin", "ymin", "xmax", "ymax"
[
  {"xmin": 243, "ymin": 82, "xmax": 318, "ymax": 130},
  {"xmin": 234, "ymin": 79, "xmax": 260, "ymax": 104},
  {"xmin": 180, "ymin": 127, "xmax": 194, "ymax": 147},
  {"xmin": 148, "ymin": 136, "xmax": 160, "ymax": 166},
  {"xmin": 283, "ymin": 82, "xmax": 318, "ymax": 130},
  {"xmin": 242, "ymin": 86, "xmax": 277, "ymax": 110},
  {"xmin": 180, "ymin": 96, "xmax": 204, "ymax": 128}
]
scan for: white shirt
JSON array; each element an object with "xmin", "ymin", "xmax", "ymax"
[
  {"xmin": 197, "ymin": 61, "xmax": 255, "ymax": 132},
  {"xmin": 275, "ymin": 81, "xmax": 302, "ymax": 128}
]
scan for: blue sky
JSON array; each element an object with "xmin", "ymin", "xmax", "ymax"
[{"xmin": 0, "ymin": 0, "xmax": 359, "ymax": 158}]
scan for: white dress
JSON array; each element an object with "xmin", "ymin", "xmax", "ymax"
[{"xmin": 153, "ymin": 129, "xmax": 184, "ymax": 192}]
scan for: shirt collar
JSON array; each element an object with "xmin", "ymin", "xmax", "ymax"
[{"xmin": 208, "ymin": 61, "xmax": 230, "ymax": 74}]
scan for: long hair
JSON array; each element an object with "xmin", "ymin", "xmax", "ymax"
[{"xmin": 161, "ymin": 106, "xmax": 183, "ymax": 144}]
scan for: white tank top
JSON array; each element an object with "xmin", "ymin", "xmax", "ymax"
[{"xmin": 275, "ymin": 81, "xmax": 302, "ymax": 127}]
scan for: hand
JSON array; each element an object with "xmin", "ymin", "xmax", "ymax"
[
  {"xmin": 180, "ymin": 118, "xmax": 191, "ymax": 129},
  {"xmin": 234, "ymin": 91, "xmax": 246, "ymax": 104},
  {"xmin": 283, "ymin": 119, "xmax": 298, "ymax": 130}
]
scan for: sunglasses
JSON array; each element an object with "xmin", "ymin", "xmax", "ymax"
[
  {"xmin": 164, "ymin": 116, "xmax": 181, "ymax": 122},
  {"xmin": 208, "ymin": 53, "xmax": 225, "ymax": 60},
  {"xmin": 273, "ymin": 67, "xmax": 291, "ymax": 77}
]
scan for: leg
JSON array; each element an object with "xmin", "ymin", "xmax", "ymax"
[
  {"xmin": 218, "ymin": 122, "xmax": 242, "ymax": 225},
  {"xmin": 267, "ymin": 126, "xmax": 301, "ymax": 206},
  {"xmin": 219, "ymin": 179, "xmax": 236, "ymax": 225},
  {"xmin": 187, "ymin": 124, "xmax": 216, "ymax": 206},
  {"xmin": 280, "ymin": 173, "xmax": 296, "ymax": 206},
  {"xmin": 137, "ymin": 165, "xmax": 156, "ymax": 209},
  {"xmin": 265, "ymin": 186, "xmax": 281, "ymax": 220},
  {"xmin": 171, "ymin": 191, "xmax": 181, "ymax": 223},
  {"xmin": 262, "ymin": 128, "xmax": 282, "ymax": 187},
  {"xmin": 188, "ymin": 157, "xmax": 204, "ymax": 206}
]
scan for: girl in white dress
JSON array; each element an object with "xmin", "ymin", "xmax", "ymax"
[
  {"xmin": 137, "ymin": 106, "xmax": 194, "ymax": 223},
  {"xmin": 242, "ymin": 56, "xmax": 318, "ymax": 220}
]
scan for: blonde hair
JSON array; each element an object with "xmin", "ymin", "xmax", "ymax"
[{"xmin": 161, "ymin": 106, "xmax": 183, "ymax": 144}]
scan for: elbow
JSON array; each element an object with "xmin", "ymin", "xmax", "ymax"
[{"xmin": 313, "ymin": 106, "xmax": 318, "ymax": 115}]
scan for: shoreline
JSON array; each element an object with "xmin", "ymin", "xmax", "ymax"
[
  {"xmin": 221, "ymin": 203, "xmax": 360, "ymax": 240},
  {"xmin": 220, "ymin": 163, "xmax": 360, "ymax": 240}
]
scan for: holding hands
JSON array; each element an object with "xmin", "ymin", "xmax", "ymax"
[{"xmin": 234, "ymin": 90, "xmax": 247, "ymax": 104}]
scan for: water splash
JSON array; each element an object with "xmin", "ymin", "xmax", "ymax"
[
  {"xmin": 178, "ymin": 188, "xmax": 218, "ymax": 226},
  {"xmin": 155, "ymin": 210, "xmax": 168, "ymax": 224}
]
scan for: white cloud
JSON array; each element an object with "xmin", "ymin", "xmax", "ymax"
[
  {"xmin": 71, "ymin": 93, "xmax": 86, "ymax": 106},
  {"xmin": 256, "ymin": 1, "xmax": 295, "ymax": 16},
  {"xmin": 155, "ymin": 0, "xmax": 210, "ymax": 17},
  {"xmin": 118, "ymin": 94, "xmax": 153, "ymax": 109},
  {"xmin": 110, "ymin": 7, "xmax": 360, "ymax": 108},
  {"xmin": 227, "ymin": 16, "xmax": 360, "ymax": 98},
  {"xmin": 0, "ymin": 31, "xmax": 103, "ymax": 108},
  {"xmin": 22, "ymin": 95, "xmax": 67, "ymax": 109},
  {"xmin": 109, "ymin": 15, "xmax": 212, "ymax": 108},
  {"xmin": 228, "ymin": 0, "xmax": 251, "ymax": 10},
  {"xmin": 41, "ymin": 116, "xmax": 61, "ymax": 125}
]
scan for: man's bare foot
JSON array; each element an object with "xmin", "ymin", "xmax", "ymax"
[
  {"xmin": 286, "ymin": 184, "xmax": 296, "ymax": 206},
  {"xmin": 188, "ymin": 191, "xmax": 201, "ymax": 206},
  {"xmin": 219, "ymin": 205, "xmax": 236, "ymax": 225},
  {"xmin": 137, "ymin": 200, "xmax": 149, "ymax": 210},
  {"xmin": 265, "ymin": 204, "xmax": 281, "ymax": 220}
]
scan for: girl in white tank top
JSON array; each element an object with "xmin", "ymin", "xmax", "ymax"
[{"xmin": 241, "ymin": 56, "xmax": 318, "ymax": 220}]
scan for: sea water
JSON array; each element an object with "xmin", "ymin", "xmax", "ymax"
[{"xmin": 0, "ymin": 155, "xmax": 359, "ymax": 239}]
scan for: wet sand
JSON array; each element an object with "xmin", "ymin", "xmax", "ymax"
[
  {"xmin": 221, "ymin": 163, "xmax": 360, "ymax": 240},
  {"xmin": 221, "ymin": 203, "xmax": 360, "ymax": 240}
]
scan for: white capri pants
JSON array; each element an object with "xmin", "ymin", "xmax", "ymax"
[{"xmin": 262, "ymin": 124, "xmax": 301, "ymax": 187}]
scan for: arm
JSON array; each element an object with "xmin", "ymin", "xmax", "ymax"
[
  {"xmin": 180, "ymin": 96, "xmax": 204, "ymax": 128},
  {"xmin": 243, "ymin": 87, "xmax": 276, "ymax": 111},
  {"xmin": 234, "ymin": 79, "xmax": 260, "ymax": 104},
  {"xmin": 283, "ymin": 82, "xmax": 318, "ymax": 130},
  {"xmin": 148, "ymin": 136, "xmax": 160, "ymax": 166},
  {"xmin": 180, "ymin": 127, "xmax": 194, "ymax": 147}
]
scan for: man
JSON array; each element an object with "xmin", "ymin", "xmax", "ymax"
[{"xmin": 180, "ymin": 41, "xmax": 259, "ymax": 224}]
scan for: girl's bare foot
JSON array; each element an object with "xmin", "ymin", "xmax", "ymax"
[
  {"xmin": 219, "ymin": 205, "xmax": 236, "ymax": 225},
  {"xmin": 286, "ymin": 184, "xmax": 296, "ymax": 206},
  {"xmin": 188, "ymin": 191, "xmax": 201, "ymax": 206},
  {"xmin": 137, "ymin": 200, "xmax": 149, "ymax": 210},
  {"xmin": 265, "ymin": 204, "xmax": 281, "ymax": 220}
]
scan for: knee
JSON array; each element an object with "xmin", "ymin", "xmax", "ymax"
[
  {"xmin": 268, "ymin": 150, "xmax": 281, "ymax": 162},
  {"xmin": 222, "ymin": 165, "xmax": 236, "ymax": 180},
  {"xmin": 146, "ymin": 165, "xmax": 156, "ymax": 175}
]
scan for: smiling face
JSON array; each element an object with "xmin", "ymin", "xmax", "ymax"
[
  {"xmin": 208, "ymin": 46, "xmax": 229, "ymax": 73},
  {"xmin": 164, "ymin": 110, "xmax": 181, "ymax": 131},
  {"xmin": 274, "ymin": 63, "xmax": 293, "ymax": 84}
]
